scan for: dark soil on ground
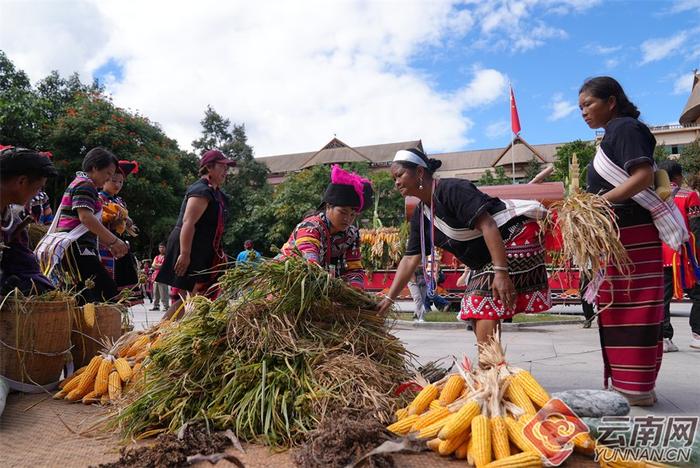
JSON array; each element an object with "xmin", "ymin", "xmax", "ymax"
[
  {"xmin": 294, "ymin": 410, "xmax": 394, "ymax": 468},
  {"xmin": 96, "ymin": 423, "xmax": 239, "ymax": 468}
]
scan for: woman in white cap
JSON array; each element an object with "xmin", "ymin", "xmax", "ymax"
[
  {"xmin": 376, "ymin": 148, "xmax": 551, "ymax": 352},
  {"xmin": 157, "ymin": 149, "xmax": 234, "ymax": 318}
]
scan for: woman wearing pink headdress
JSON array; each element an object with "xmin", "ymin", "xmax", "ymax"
[{"xmin": 279, "ymin": 165, "xmax": 373, "ymax": 289}]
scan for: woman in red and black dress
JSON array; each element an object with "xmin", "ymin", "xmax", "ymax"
[
  {"xmin": 579, "ymin": 76, "xmax": 680, "ymax": 406},
  {"xmin": 377, "ymin": 148, "xmax": 551, "ymax": 350},
  {"xmin": 156, "ymin": 149, "xmax": 233, "ymax": 319}
]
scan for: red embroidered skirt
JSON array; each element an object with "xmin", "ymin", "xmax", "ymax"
[
  {"xmin": 597, "ymin": 223, "xmax": 663, "ymax": 394},
  {"xmin": 459, "ymin": 220, "xmax": 551, "ymax": 320}
]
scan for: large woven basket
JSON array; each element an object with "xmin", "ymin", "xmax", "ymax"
[
  {"xmin": 0, "ymin": 298, "xmax": 74, "ymax": 386},
  {"xmin": 71, "ymin": 303, "xmax": 124, "ymax": 368}
]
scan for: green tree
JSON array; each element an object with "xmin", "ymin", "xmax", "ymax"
[
  {"xmin": 266, "ymin": 165, "xmax": 331, "ymax": 248},
  {"xmin": 678, "ymin": 139, "xmax": 700, "ymax": 176},
  {"xmin": 478, "ymin": 169, "xmax": 496, "ymax": 186},
  {"xmin": 45, "ymin": 92, "xmax": 196, "ymax": 256},
  {"xmin": 524, "ymin": 157, "xmax": 543, "ymax": 182},
  {"xmin": 551, "ymin": 139, "xmax": 596, "ymax": 187},
  {"xmin": 654, "ymin": 145, "xmax": 670, "ymax": 164},
  {"xmin": 192, "ymin": 106, "xmax": 274, "ymax": 255},
  {"xmin": 0, "ymin": 50, "xmax": 43, "ymax": 147},
  {"xmin": 367, "ymin": 170, "xmax": 404, "ymax": 227}
]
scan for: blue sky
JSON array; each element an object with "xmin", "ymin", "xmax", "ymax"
[{"xmin": 2, "ymin": 0, "xmax": 700, "ymax": 156}]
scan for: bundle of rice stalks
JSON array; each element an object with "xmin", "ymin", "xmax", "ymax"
[
  {"xmin": 112, "ymin": 257, "xmax": 411, "ymax": 447},
  {"xmin": 544, "ymin": 190, "xmax": 631, "ymax": 284}
]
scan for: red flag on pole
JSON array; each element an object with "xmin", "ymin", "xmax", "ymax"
[{"xmin": 510, "ymin": 85, "xmax": 521, "ymax": 135}]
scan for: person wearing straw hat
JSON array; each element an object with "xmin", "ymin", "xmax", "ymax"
[
  {"xmin": 376, "ymin": 148, "xmax": 551, "ymax": 351},
  {"xmin": 157, "ymin": 149, "xmax": 233, "ymax": 319},
  {"xmin": 0, "ymin": 146, "xmax": 58, "ymax": 295},
  {"xmin": 35, "ymin": 147, "xmax": 129, "ymax": 304},
  {"xmin": 98, "ymin": 160, "xmax": 141, "ymax": 299},
  {"xmin": 278, "ymin": 165, "xmax": 373, "ymax": 289}
]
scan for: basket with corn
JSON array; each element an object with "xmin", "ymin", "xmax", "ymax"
[
  {"xmin": 387, "ymin": 337, "xmax": 663, "ymax": 468},
  {"xmin": 53, "ymin": 322, "xmax": 169, "ymax": 405}
]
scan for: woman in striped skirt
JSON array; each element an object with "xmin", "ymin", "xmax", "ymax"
[{"xmin": 580, "ymin": 76, "xmax": 670, "ymax": 406}]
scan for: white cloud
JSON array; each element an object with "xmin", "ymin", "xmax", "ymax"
[
  {"xmin": 605, "ymin": 58, "xmax": 619, "ymax": 69},
  {"xmin": 0, "ymin": 0, "xmax": 600, "ymax": 156},
  {"xmin": 548, "ymin": 93, "xmax": 577, "ymax": 121},
  {"xmin": 485, "ymin": 121, "xmax": 509, "ymax": 139},
  {"xmin": 640, "ymin": 31, "xmax": 688, "ymax": 64},
  {"xmin": 668, "ymin": 0, "xmax": 700, "ymax": 14},
  {"xmin": 455, "ymin": 68, "xmax": 509, "ymax": 109},
  {"xmin": 673, "ymin": 73, "xmax": 695, "ymax": 95},
  {"xmin": 583, "ymin": 43, "xmax": 622, "ymax": 55}
]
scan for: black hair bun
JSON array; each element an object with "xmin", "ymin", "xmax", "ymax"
[{"xmin": 427, "ymin": 158, "xmax": 442, "ymax": 173}]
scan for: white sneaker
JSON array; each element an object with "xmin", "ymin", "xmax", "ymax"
[
  {"xmin": 690, "ymin": 333, "xmax": 700, "ymax": 350},
  {"xmin": 417, "ymin": 318, "xmax": 425, "ymax": 323},
  {"xmin": 663, "ymin": 338, "xmax": 679, "ymax": 353}
]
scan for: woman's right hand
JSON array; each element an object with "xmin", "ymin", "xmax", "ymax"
[
  {"xmin": 174, "ymin": 253, "xmax": 191, "ymax": 277},
  {"xmin": 376, "ymin": 297, "xmax": 394, "ymax": 317},
  {"xmin": 110, "ymin": 239, "xmax": 128, "ymax": 259}
]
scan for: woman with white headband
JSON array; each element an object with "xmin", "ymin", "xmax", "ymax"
[{"xmin": 377, "ymin": 148, "xmax": 551, "ymax": 353}]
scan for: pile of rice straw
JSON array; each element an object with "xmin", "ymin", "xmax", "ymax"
[{"xmin": 112, "ymin": 256, "xmax": 411, "ymax": 447}]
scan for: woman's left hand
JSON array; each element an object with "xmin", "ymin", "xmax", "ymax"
[
  {"xmin": 376, "ymin": 297, "xmax": 394, "ymax": 317},
  {"xmin": 492, "ymin": 271, "xmax": 516, "ymax": 310}
]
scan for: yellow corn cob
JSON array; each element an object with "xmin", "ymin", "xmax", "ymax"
[
  {"xmin": 58, "ymin": 365, "xmax": 86, "ymax": 389},
  {"xmin": 472, "ymin": 414, "xmax": 492, "ymax": 468},
  {"xmin": 505, "ymin": 417, "xmax": 539, "ymax": 453},
  {"xmin": 61, "ymin": 372, "xmax": 85, "ymax": 393},
  {"xmin": 454, "ymin": 438, "xmax": 470, "ymax": 460},
  {"xmin": 483, "ymin": 451, "xmax": 543, "ymax": 468},
  {"xmin": 100, "ymin": 393, "xmax": 110, "ymax": 405},
  {"xmin": 467, "ymin": 437, "xmax": 475, "ymax": 466},
  {"xmin": 83, "ymin": 302, "xmax": 96, "ymax": 328},
  {"xmin": 438, "ymin": 430, "xmax": 469, "ymax": 456},
  {"xmin": 132, "ymin": 362, "xmax": 142, "ymax": 376},
  {"xmin": 82, "ymin": 390, "xmax": 100, "ymax": 404},
  {"xmin": 94, "ymin": 359, "xmax": 113, "ymax": 395},
  {"xmin": 416, "ymin": 413, "xmax": 457, "ymax": 439},
  {"xmin": 113, "ymin": 357, "xmax": 133, "ymax": 382},
  {"xmin": 505, "ymin": 377, "xmax": 536, "ymax": 415},
  {"xmin": 429, "ymin": 400, "xmax": 443, "ymax": 410},
  {"xmin": 513, "ymin": 371, "xmax": 550, "ymax": 408},
  {"xmin": 426, "ymin": 438, "xmax": 441, "ymax": 452},
  {"xmin": 395, "ymin": 407, "xmax": 409, "ymax": 420},
  {"xmin": 108, "ymin": 371, "xmax": 122, "ymax": 400},
  {"xmin": 387, "ymin": 414, "xmax": 419, "ymax": 435},
  {"xmin": 438, "ymin": 399, "xmax": 480, "ymax": 440},
  {"xmin": 75, "ymin": 355, "xmax": 102, "ymax": 396},
  {"xmin": 408, "ymin": 383, "xmax": 439, "ymax": 415},
  {"xmin": 411, "ymin": 406, "xmax": 451, "ymax": 431},
  {"xmin": 53, "ymin": 389, "xmax": 67, "ymax": 399},
  {"xmin": 66, "ymin": 387, "xmax": 89, "ymax": 401},
  {"xmin": 572, "ymin": 432, "xmax": 596, "ymax": 455},
  {"xmin": 491, "ymin": 416, "xmax": 511, "ymax": 460},
  {"xmin": 123, "ymin": 335, "xmax": 149, "ymax": 358},
  {"xmin": 438, "ymin": 374, "xmax": 465, "ymax": 405},
  {"xmin": 595, "ymin": 446, "xmax": 648, "ymax": 468}
]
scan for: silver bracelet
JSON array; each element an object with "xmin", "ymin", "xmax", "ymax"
[
  {"xmin": 493, "ymin": 265, "xmax": 509, "ymax": 273},
  {"xmin": 381, "ymin": 294, "xmax": 396, "ymax": 304}
]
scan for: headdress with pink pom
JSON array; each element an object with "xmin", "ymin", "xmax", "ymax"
[{"xmin": 321, "ymin": 165, "xmax": 374, "ymax": 211}]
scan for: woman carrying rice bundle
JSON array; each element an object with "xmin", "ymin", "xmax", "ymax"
[
  {"xmin": 376, "ymin": 148, "xmax": 551, "ymax": 349},
  {"xmin": 579, "ymin": 76, "xmax": 686, "ymax": 406},
  {"xmin": 278, "ymin": 165, "xmax": 373, "ymax": 289},
  {"xmin": 98, "ymin": 160, "xmax": 140, "ymax": 298}
]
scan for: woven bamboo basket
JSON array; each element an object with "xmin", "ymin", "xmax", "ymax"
[
  {"xmin": 71, "ymin": 303, "xmax": 124, "ymax": 368},
  {"xmin": 0, "ymin": 298, "xmax": 74, "ymax": 386}
]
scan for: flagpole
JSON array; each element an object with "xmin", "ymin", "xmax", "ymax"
[{"xmin": 511, "ymin": 132, "xmax": 515, "ymax": 184}]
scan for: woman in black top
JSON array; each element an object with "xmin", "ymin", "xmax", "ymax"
[
  {"xmin": 377, "ymin": 148, "xmax": 551, "ymax": 350},
  {"xmin": 579, "ymin": 76, "xmax": 674, "ymax": 406},
  {"xmin": 157, "ymin": 149, "xmax": 233, "ymax": 319}
]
